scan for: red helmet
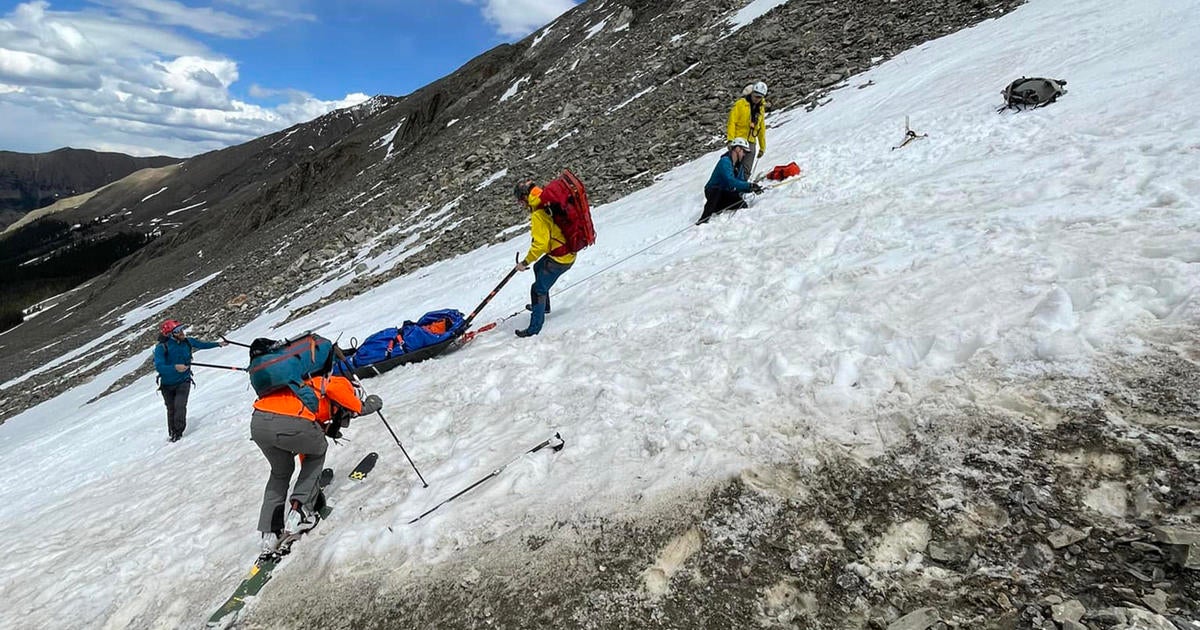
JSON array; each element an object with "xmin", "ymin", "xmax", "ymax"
[{"xmin": 160, "ymin": 319, "xmax": 183, "ymax": 336}]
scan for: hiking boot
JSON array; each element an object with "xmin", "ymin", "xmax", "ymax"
[
  {"xmin": 283, "ymin": 500, "xmax": 319, "ymax": 535},
  {"xmin": 168, "ymin": 433, "xmax": 180, "ymax": 443},
  {"xmin": 524, "ymin": 303, "xmax": 551, "ymax": 314},
  {"xmin": 514, "ymin": 329, "xmax": 534, "ymax": 338},
  {"xmin": 260, "ymin": 532, "xmax": 281, "ymax": 555}
]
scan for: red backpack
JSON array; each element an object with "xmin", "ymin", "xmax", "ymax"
[{"xmin": 538, "ymin": 169, "xmax": 595, "ymax": 257}]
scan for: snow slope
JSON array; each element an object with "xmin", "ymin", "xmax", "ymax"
[{"xmin": 1, "ymin": 0, "xmax": 1198, "ymax": 627}]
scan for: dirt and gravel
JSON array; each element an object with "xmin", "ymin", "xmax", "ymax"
[{"xmin": 243, "ymin": 331, "xmax": 1199, "ymax": 629}]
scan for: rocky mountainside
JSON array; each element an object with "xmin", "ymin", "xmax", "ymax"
[
  {"xmin": 0, "ymin": 0, "xmax": 1025, "ymax": 419},
  {"xmin": 0, "ymin": 148, "xmax": 178, "ymax": 230}
]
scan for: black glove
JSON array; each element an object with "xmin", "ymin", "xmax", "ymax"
[
  {"xmin": 750, "ymin": 183, "xmax": 765, "ymax": 194},
  {"xmin": 324, "ymin": 416, "xmax": 345, "ymax": 439},
  {"xmin": 360, "ymin": 394, "xmax": 383, "ymax": 416}
]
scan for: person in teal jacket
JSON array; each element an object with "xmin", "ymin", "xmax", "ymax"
[
  {"xmin": 153, "ymin": 319, "xmax": 226, "ymax": 442},
  {"xmin": 697, "ymin": 137, "xmax": 763, "ymax": 225}
]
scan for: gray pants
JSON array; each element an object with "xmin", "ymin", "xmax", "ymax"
[
  {"xmin": 742, "ymin": 144, "xmax": 758, "ymax": 180},
  {"xmin": 160, "ymin": 381, "xmax": 191, "ymax": 438},
  {"xmin": 250, "ymin": 410, "xmax": 328, "ymax": 533}
]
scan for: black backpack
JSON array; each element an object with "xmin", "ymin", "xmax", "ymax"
[{"xmin": 999, "ymin": 77, "xmax": 1067, "ymax": 112}]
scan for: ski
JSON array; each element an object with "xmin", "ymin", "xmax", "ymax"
[
  {"xmin": 455, "ymin": 308, "xmax": 522, "ymax": 346},
  {"xmin": 348, "ymin": 452, "xmax": 378, "ymax": 480},
  {"xmin": 206, "ymin": 467, "xmax": 334, "ymax": 628},
  {"xmin": 408, "ymin": 433, "xmax": 564, "ymax": 525}
]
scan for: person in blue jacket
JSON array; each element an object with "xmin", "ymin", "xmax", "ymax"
[
  {"xmin": 697, "ymin": 137, "xmax": 764, "ymax": 225},
  {"xmin": 153, "ymin": 319, "xmax": 226, "ymax": 442}
]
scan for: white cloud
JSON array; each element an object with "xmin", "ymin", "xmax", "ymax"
[
  {"xmin": 0, "ymin": 1, "xmax": 362, "ymax": 157},
  {"xmin": 90, "ymin": 0, "xmax": 266, "ymax": 38},
  {"xmin": 215, "ymin": 0, "xmax": 316, "ymax": 23},
  {"xmin": 0, "ymin": 48, "xmax": 99, "ymax": 88},
  {"xmin": 462, "ymin": 0, "xmax": 578, "ymax": 39}
]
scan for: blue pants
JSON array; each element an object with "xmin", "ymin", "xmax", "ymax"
[{"xmin": 523, "ymin": 257, "xmax": 572, "ymax": 335}]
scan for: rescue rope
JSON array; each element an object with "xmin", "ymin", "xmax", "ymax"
[
  {"xmin": 466, "ymin": 221, "xmax": 698, "ymax": 333},
  {"xmin": 552, "ymin": 222, "xmax": 697, "ymax": 297}
]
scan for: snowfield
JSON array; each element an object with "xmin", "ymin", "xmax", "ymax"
[{"xmin": 1, "ymin": 0, "xmax": 1198, "ymax": 627}]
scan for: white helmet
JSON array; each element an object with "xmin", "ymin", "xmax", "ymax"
[
  {"xmin": 751, "ymin": 81, "xmax": 768, "ymax": 96},
  {"xmin": 729, "ymin": 137, "xmax": 750, "ymax": 150}
]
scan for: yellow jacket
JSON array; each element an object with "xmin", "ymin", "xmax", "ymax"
[
  {"xmin": 523, "ymin": 187, "xmax": 576, "ymax": 266},
  {"xmin": 726, "ymin": 96, "xmax": 766, "ymax": 149}
]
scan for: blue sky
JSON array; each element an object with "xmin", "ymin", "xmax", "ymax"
[
  {"xmin": 212, "ymin": 2, "xmax": 509, "ymax": 101},
  {"xmin": 0, "ymin": 0, "xmax": 578, "ymax": 156}
]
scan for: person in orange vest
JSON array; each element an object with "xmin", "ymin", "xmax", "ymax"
[{"xmin": 250, "ymin": 374, "xmax": 382, "ymax": 553}]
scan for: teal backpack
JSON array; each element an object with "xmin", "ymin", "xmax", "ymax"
[{"xmin": 248, "ymin": 333, "xmax": 336, "ymax": 412}]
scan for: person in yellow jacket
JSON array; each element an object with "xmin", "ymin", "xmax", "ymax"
[
  {"xmin": 512, "ymin": 178, "xmax": 576, "ymax": 337},
  {"xmin": 726, "ymin": 81, "xmax": 768, "ymax": 178}
]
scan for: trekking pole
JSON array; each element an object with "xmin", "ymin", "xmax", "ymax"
[
  {"xmin": 460, "ymin": 257, "xmax": 521, "ymax": 331},
  {"xmin": 377, "ymin": 410, "xmax": 429, "ymax": 488},
  {"xmin": 220, "ymin": 335, "xmax": 252, "ymax": 349},
  {"xmin": 189, "ymin": 361, "xmax": 248, "ymax": 372},
  {"xmin": 331, "ymin": 345, "xmax": 429, "ymax": 488}
]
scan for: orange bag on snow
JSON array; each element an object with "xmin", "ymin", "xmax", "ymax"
[{"xmin": 765, "ymin": 162, "xmax": 801, "ymax": 181}]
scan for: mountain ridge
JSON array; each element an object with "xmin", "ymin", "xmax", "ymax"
[{"xmin": 0, "ymin": 147, "xmax": 179, "ymax": 229}]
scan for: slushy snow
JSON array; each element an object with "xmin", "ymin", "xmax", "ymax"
[{"xmin": 1, "ymin": 0, "xmax": 1198, "ymax": 627}]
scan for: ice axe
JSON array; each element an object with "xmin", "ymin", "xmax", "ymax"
[
  {"xmin": 891, "ymin": 115, "xmax": 928, "ymax": 151},
  {"xmin": 460, "ymin": 254, "xmax": 522, "ymax": 332}
]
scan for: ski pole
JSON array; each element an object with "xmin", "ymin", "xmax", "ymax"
[
  {"xmin": 331, "ymin": 345, "xmax": 429, "ymax": 488},
  {"xmin": 407, "ymin": 432, "xmax": 564, "ymax": 524},
  {"xmin": 460, "ymin": 258, "xmax": 521, "ymax": 331},
  {"xmin": 220, "ymin": 335, "xmax": 252, "ymax": 349},
  {"xmin": 189, "ymin": 361, "xmax": 247, "ymax": 372},
  {"xmin": 377, "ymin": 410, "xmax": 428, "ymax": 487}
]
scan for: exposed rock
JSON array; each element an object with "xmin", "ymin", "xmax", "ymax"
[
  {"xmin": 459, "ymin": 566, "xmax": 481, "ymax": 588},
  {"xmin": 1151, "ymin": 526, "xmax": 1200, "ymax": 569},
  {"xmin": 1050, "ymin": 599, "xmax": 1085, "ymax": 624},
  {"xmin": 821, "ymin": 73, "xmax": 845, "ymax": 86},
  {"xmin": 926, "ymin": 539, "xmax": 972, "ymax": 563},
  {"xmin": 1021, "ymin": 543, "xmax": 1055, "ymax": 571},
  {"xmin": 1141, "ymin": 588, "xmax": 1168, "ymax": 615},
  {"xmin": 888, "ymin": 607, "xmax": 940, "ymax": 630},
  {"xmin": 1087, "ymin": 607, "xmax": 1128, "ymax": 625},
  {"xmin": 1115, "ymin": 608, "xmax": 1181, "ymax": 630},
  {"xmin": 1046, "ymin": 526, "xmax": 1090, "ymax": 549}
]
